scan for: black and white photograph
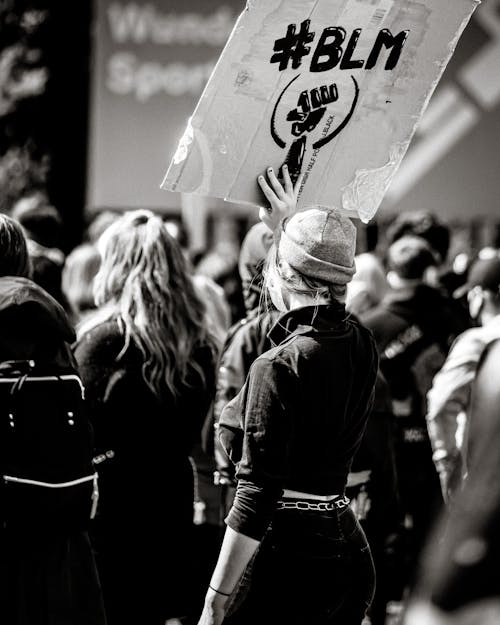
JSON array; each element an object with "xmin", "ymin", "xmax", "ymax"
[{"xmin": 0, "ymin": 1, "xmax": 499, "ymax": 624}]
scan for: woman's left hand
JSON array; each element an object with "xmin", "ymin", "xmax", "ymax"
[
  {"xmin": 258, "ymin": 165, "xmax": 303, "ymax": 233},
  {"xmin": 197, "ymin": 589, "xmax": 228, "ymax": 625}
]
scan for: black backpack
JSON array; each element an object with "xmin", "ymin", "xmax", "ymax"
[{"xmin": 0, "ymin": 360, "xmax": 98, "ymax": 532}]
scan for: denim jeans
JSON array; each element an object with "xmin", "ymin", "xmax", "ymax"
[{"xmin": 224, "ymin": 505, "xmax": 375, "ymax": 625}]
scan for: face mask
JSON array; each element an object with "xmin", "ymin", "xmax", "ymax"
[
  {"xmin": 468, "ymin": 287, "xmax": 484, "ymax": 321},
  {"xmin": 267, "ymin": 275, "xmax": 288, "ymax": 312}
]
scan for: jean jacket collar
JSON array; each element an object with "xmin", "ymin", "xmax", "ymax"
[{"xmin": 269, "ymin": 303, "xmax": 348, "ymax": 347}]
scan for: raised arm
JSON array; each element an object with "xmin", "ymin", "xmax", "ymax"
[{"xmin": 257, "ymin": 164, "xmax": 303, "ymax": 234}]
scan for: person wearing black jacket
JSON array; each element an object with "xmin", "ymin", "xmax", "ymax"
[
  {"xmin": 209, "ymin": 222, "xmax": 279, "ymax": 518},
  {"xmin": 198, "ymin": 167, "xmax": 378, "ymax": 625},
  {"xmin": 0, "ymin": 214, "xmax": 105, "ymax": 625},
  {"xmin": 360, "ymin": 235, "xmax": 469, "ymax": 593},
  {"xmin": 75, "ymin": 210, "xmax": 217, "ymax": 625}
]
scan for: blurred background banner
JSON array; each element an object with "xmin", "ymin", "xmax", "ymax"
[{"xmin": 87, "ymin": 0, "xmax": 243, "ymax": 213}]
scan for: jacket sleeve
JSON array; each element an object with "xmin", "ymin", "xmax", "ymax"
[
  {"xmin": 426, "ymin": 330, "xmax": 483, "ymax": 487},
  {"xmin": 212, "ymin": 316, "xmax": 274, "ymax": 476},
  {"xmin": 213, "ymin": 323, "xmax": 253, "ymax": 424},
  {"xmin": 212, "ymin": 323, "xmax": 253, "ymax": 477},
  {"xmin": 418, "ymin": 340, "xmax": 500, "ymax": 611},
  {"xmin": 223, "ymin": 355, "xmax": 297, "ymax": 540}
]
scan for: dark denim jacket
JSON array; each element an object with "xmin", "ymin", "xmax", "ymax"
[{"xmin": 219, "ymin": 303, "xmax": 378, "ymax": 540}]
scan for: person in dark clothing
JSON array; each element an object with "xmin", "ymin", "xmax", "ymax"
[
  {"xmin": 74, "ymin": 210, "xmax": 217, "ymax": 625},
  {"xmin": 237, "ymin": 221, "xmax": 274, "ymax": 315},
  {"xmin": 198, "ymin": 166, "xmax": 378, "ymax": 625},
  {"xmin": 347, "ymin": 370, "xmax": 400, "ymax": 625},
  {"xmin": 209, "ymin": 221, "xmax": 279, "ymax": 520},
  {"xmin": 11, "ymin": 192, "xmax": 69, "ymax": 309},
  {"xmin": 385, "ymin": 211, "xmax": 450, "ymax": 268},
  {"xmin": 384, "ymin": 210, "xmax": 470, "ymax": 313},
  {"xmin": 361, "ymin": 235, "xmax": 469, "ymax": 595},
  {"xmin": 405, "ymin": 338, "xmax": 500, "ymax": 625},
  {"xmin": 0, "ymin": 214, "xmax": 106, "ymax": 625},
  {"xmin": 214, "ymin": 227, "xmax": 397, "ymax": 625}
]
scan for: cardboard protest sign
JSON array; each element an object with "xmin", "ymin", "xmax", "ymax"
[{"xmin": 161, "ymin": 0, "xmax": 479, "ymax": 222}]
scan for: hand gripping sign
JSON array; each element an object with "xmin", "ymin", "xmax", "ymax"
[{"xmin": 161, "ymin": 0, "xmax": 479, "ymax": 223}]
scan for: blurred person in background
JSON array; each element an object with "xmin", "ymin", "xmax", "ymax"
[
  {"xmin": 346, "ymin": 251, "xmax": 389, "ymax": 317},
  {"xmin": 61, "ymin": 243, "xmax": 101, "ymax": 328},
  {"xmin": 61, "ymin": 211, "xmax": 119, "ymax": 331},
  {"xmin": 345, "ymin": 269, "xmax": 399, "ymax": 625},
  {"xmin": 237, "ymin": 220, "xmax": 274, "ymax": 315},
  {"xmin": 360, "ymin": 235, "xmax": 469, "ymax": 597},
  {"xmin": 0, "ymin": 214, "xmax": 106, "ymax": 625},
  {"xmin": 85, "ymin": 210, "xmax": 121, "ymax": 245},
  {"xmin": 193, "ymin": 270, "xmax": 232, "ymax": 352},
  {"xmin": 11, "ymin": 191, "xmax": 68, "ymax": 309},
  {"xmin": 384, "ymin": 210, "xmax": 471, "ymax": 316},
  {"xmin": 426, "ymin": 256, "xmax": 500, "ymax": 503},
  {"xmin": 385, "ymin": 211, "xmax": 450, "ymax": 283},
  {"xmin": 198, "ymin": 166, "xmax": 378, "ymax": 625},
  {"xmin": 405, "ymin": 337, "xmax": 500, "ymax": 625},
  {"xmin": 208, "ymin": 221, "xmax": 279, "ymax": 525},
  {"xmin": 74, "ymin": 210, "xmax": 217, "ymax": 625},
  {"xmin": 195, "ymin": 241, "xmax": 246, "ymax": 326}
]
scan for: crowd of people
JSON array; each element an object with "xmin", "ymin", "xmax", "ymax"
[{"xmin": 0, "ymin": 176, "xmax": 500, "ymax": 625}]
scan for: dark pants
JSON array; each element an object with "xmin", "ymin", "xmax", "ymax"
[{"xmin": 224, "ymin": 505, "xmax": 375, "ymax": 625}]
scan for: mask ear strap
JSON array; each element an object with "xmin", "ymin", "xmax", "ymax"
[
  {"xmin": 275, "ymin": 282, "xmax": 288, "ymax": 312},
  {"xmin": 469, "ymin": 288, "xmax": 484, "ymax": 320},
  {"xmin": 267, "ymin": 256, "xmax": 289, "ymax": 312}
]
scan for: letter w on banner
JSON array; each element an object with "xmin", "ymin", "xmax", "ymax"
[{"xmin": 161, "ymin": 0, "xmax": 479, "ymax": 223}]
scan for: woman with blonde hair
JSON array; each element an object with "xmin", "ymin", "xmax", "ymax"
[
  {"xmin": 198, "ymin": 167, "xmax": 378, "ymax": 625},
  {"xmin": 74, "ymin": 210, "xmax": 217, "ymax": 625}
]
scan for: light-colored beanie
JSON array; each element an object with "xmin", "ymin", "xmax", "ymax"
[{"xmin": 278, "ymin": 208, "xmax": 357, "ymax": 285}]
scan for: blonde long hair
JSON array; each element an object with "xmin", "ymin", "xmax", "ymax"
[{"xmin": 91, "ymin": 210, "xmax": 214, "ymax": 399}]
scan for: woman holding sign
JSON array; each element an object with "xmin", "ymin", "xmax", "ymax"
[{"xmin": 198, "ymin": 165, "xmax": 378, "ymax": 625}]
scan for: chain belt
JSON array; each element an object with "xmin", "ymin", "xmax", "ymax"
[{"xmin": 276, "ymin": 496, "xmax": 350, "ymax": 512}]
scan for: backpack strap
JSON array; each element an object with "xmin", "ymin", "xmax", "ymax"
[{"xmin": 6, "ymin": 370, "xmax": 29, "ymax": 429}]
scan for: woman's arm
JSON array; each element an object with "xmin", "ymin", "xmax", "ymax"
[
  {"xmin": 200, "ymin": 354, "xmax": 296, "ymax": 624},
  {"xmin": 198, "ymin": 527, "xmax": 260, "ymax": 625}
]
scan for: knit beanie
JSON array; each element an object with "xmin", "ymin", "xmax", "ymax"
[{"xmin": 278, "ymin": 208, "xmax": 356, "ymax": 285}]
